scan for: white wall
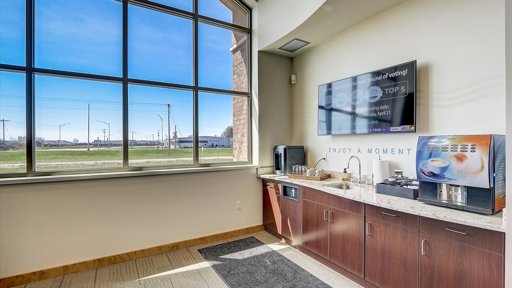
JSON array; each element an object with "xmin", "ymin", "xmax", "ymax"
[
  {"xmin": 0, "ymin": 169, "xmax": 262, "ymax": 278},
  {"xmin": 292, "ymin": 0, "xmax": 506, "ymax": 178},
  {"xmin": 258, "ymin": 52, "xmax": 293, "ymax": 167},
  {"xmin": 257, "ymin": 0, "xmax": 325, "ymax": 50},
  {"xmin": 505, "ymin": 0, "xmax": 511, "ymax": 286}
]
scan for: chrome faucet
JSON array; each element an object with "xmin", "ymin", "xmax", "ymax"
[{"xmin": 347, "ymin": 155, "xmax": 362, "ymax": 183}]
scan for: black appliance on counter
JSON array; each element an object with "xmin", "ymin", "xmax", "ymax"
[
  {"xmin": 273, "ymin": 145, "xmax": 305, "ymax": 175},
  {"xmin": 416, "ymin": 135, "xmax": 506, "ymax": 215}
]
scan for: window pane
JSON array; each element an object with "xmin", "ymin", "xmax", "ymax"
[
  {"xmin": 198, "ymin": 92, "xmax": 248, "ymax": 163},
  {"xmin": 0, "ymin": 72, "xmax": 26, "ymax": 174},
  {"xmin": 128, "ymin": 85, "xmax": 193, "ymax": 167},
  {"xmin": 35, "ymin": 76, "xmax": 122, "ymax": 172},
  {"xmin": 199, "ymin": 23, "xmax": 248, "ymax": 92},
  {"xmin": 0, "ymin": 0, "xmax": 25, "ymax": 65},
  {"xmin": 129, "ymin": 5, "xmax": 193, "ymax": 85},
  {"xmin": 198, "ymin": 0, "xmax": 248, "ymax": 27},
  {"xmin": 35, "ymin": 0, "xmax": 122, "ymax": 76},
  {"xmin": 152, "ymin": 0, "xmax": 192, "ymax": 12}
]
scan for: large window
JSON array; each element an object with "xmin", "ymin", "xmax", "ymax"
[{"xmin": 0, "ymin": 0, "xmax": 251, "ymax": 177}]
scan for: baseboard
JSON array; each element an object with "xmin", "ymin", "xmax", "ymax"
[{"xmin": 0, "ymin": 224, "xmax": 264, "ymax": 288}]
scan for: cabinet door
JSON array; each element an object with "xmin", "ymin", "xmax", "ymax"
[
  {"xmin": 365, "ymin": 219, "xmax": 419, "ymax": 288},
  {"xmin": 263, "ymin": 181, "xmax": 281, "ymax": 235},
  {"xmin": 281, "ymin": 196, "xmax": 302, "ymax": 245},
  {"xmin": 420, "ymin": 234, "xmax": 504, "ymax": 288},
  {"xmin": 302, "ymin": 199, "xmax": 329, "ymax": 259},
  {"xmin": 329, "ymin": 208, "xmax": 364, "ymax": 278}
]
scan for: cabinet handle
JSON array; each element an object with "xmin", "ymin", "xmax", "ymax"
[
  {"xmin": 445, "ymin": 227, "xmax": 467, "ymax": 235},
  {"xmin": 329, "ymin": 211, "xmax": 334, "ymax": 223},
  {"xmin": 381, "ymin": 211, "xmax": 398, "ymax": 217},
  {"xmin": 366, "ymin": 222, "xmax": 372, "ymax": 236},
  {"xmin": 323, "ymin": 210, "xmax": 328, "ymax": 221},
  {"xmin": 421, "ymin": 239, "xmax": 427, "ymax": 256}
]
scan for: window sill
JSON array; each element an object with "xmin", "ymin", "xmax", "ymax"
[{"xmin": 0, "ymin": 164, "xmax": 258, "ymax": 186}]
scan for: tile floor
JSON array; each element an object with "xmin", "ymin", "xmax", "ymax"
[{"xmin": 11, "ymin": 231, "xmax": 362, "ymax": 288}]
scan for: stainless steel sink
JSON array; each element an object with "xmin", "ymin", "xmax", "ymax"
[{"xmin": 323, "ymin": 182, "xmax": 351, "ymax": 190}]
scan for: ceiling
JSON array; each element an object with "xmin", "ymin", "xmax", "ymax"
[{"xmin": 260, "ymin": 0, "xmax": 406, "ymax": 57}]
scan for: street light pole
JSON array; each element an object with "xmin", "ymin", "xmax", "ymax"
[
  {"xmin": 58, "ymin": 123, "xmax": 70, "ymax": 147},
  {"xmin": 97, "ymin": 120, "xmax": 110, "ymax": 148},
  {"xmin": 87, "ymin": 103, "xmax": 90, "ymax": 151},
  {"xmin": 157, "ymin": 114, "xmax": 163, "ymax": 147},
  {"xmin": 167, "ymin": 104, "xmax": 171, "ymax": 155}
]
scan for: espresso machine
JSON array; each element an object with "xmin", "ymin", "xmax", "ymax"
[{"xmin": 416, "ymin": 135, "xmax": 506, "ymax": 215}]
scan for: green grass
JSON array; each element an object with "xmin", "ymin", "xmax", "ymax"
[
  {"xmin": 0, "ymin": 150, "xmax": 26, "ymax": 164},
  {"xmin": 0, "ymin": 147, "xmax": 233, "ymax": 164}
]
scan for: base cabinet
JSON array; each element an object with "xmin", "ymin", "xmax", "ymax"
[
  {"xmin": 302, "ymin": 187, "xmax": 364, "ymax": 277},
  {"xmin": 365, "ymin": 206, "xmax": 419, "ymax": 288},
  {"xmin": 419, "ymin": 218, "xmax": 504, "ymax": 288},
  {"xmin": 302, "ymin": 199, "xmax": 329, "ymax": 258},
  {"xmin": 281, "ymin": 194, "xmax": 302, "ymax": 245},
  {"xmin": 262, "ymin": 180, "xmax": 281, "ymax": 235},
  {"xmin": 261, "ymin": 180, "xmax": 505, "ymax": 288}
]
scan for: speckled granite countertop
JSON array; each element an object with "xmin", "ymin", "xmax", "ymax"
[{"xmin": 259, "ymin": 174, "xmax": 505, "ymax": 233}]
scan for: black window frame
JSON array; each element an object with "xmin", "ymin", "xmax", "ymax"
[{"xmin": 0, "ymin": 0, "xmax": 252, "ymax": 178}]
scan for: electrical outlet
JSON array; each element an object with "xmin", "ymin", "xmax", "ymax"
[
  {"xmin": 323, "ymin": 153, "xmax": 327, "ymax": 160},
  {"xmin": 235, "ymin": 200, "xmax": 242, "ymax": 210}
]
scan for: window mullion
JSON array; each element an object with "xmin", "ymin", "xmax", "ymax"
[
  {"xmin": 26, "ymin": 0, "xmax": 34, "ymax": 175},
  {"xmin": 192, "ymin": 0, "xmax": 199, "ymax": 165},
  {"xmin": 122, "ymin": 0, "xmax": 129, "ymax": 168}
]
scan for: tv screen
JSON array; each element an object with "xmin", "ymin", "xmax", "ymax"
[{"xmin": 318, "ymin": 60, "xmax": 416, "ymax": 135}]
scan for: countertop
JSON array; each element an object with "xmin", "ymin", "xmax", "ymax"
[{"xmin": 259, "ymin": 174, "xmax": 505, "ymax": 233}]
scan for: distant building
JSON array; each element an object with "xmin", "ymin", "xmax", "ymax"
[{"xmin": 173, "ymin": 136, "xmax": 232, "ymax": 148}]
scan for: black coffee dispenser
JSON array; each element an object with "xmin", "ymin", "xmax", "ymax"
[
  {"xmin": 416, "ymin": 135, "xmax": 506, "ymax": 215},
  {"xmin": 273, "ymin": 145, "xmax": 305, "ymax": 175}
]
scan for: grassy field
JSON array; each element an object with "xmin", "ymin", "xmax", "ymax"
[
  {"xmin": 0, "ymin": 147, "xmax": 234, "ymax": 176},
  {"xmin": 0, "ymin": 147, "xmax": 234, "ymax": 163}
]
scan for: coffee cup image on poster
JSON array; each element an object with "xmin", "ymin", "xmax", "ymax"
[
  {"xmin": 415, "ymin": 135, "xmax": 495, "ymax": 189},
  {"xmin": 318, "ymin": 60, "xmax": 416, "ymax": 135}
]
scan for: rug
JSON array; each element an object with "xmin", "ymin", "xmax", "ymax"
[{"xmin": 198, "ymin": 236, "xmax": 332, "ymax": 288}]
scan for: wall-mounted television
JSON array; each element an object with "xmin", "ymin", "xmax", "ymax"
[{"xmin": 318, "ymin": 60, "xmax": 416, "ymax": 135}]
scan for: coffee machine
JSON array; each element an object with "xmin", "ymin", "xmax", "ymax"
[
  {"xmin": 273, "ymin": 145, "xmax": 305, "ymax": 175},
  {"xmin": 416, "ymin": 135, "xmax": 505, "ymax": 215}
]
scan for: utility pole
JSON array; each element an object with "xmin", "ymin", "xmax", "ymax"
[
  {"xmin": 97, "ymin": 120, "xmax": 110, "ymax": 148},
  {"xmin": 59, "ymin": 123, "xmax": 70, "ymax": 147},
  {"xmin": 157, "ymin": 114, "xmax": 163, "ymax": 147},
  {"xmin": 102, "ymin": 129, "xmax": 106, "ymax": 148},
  {"xmin": 87, "ymin": 103, "xmax": 90, "ymax": 151},
  {"xmin": 167, "ymin": 104, "xmax": 171, "ymax": 155},
  {"xmin": 0, "ymin": 118, "xmax": 10, "ymax": 142},
  {"xmin": 157, "ymin": 130, "xmax": 160, "ymax": 148}
]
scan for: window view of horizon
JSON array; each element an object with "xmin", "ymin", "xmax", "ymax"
[{"xmin": 0, "ymin": 0, "xmax": 250, "ymax": 174}]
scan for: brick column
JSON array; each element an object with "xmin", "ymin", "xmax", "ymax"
[{"xmin": 231, "ymin": 35, "xmax": 248, "ymax": 161}]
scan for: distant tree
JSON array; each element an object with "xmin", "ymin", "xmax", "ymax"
[{"xmin": 221, "ymin": 125, "xmax": 233, "ymax": 138}]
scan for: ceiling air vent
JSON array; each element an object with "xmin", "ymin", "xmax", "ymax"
[{"xmin": 279, "ymin": 38, "xmax": 310, "ymax": 53}]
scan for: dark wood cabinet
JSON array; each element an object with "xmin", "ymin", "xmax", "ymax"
[
  {"xmin": 261, "ymin": 180, "xmax": 505, "ymax": 288},
  {"xmin": 302, "ymin": 199, "xmax": 329, "ymax": 258},
  {"xmin": 329, "ymin": 207, "xmax": 364, "ymax": 277},
  {"xmin": 419, "ymin": 218, "xmax": 504, "ymax": 288},
  {"xmin": 281, "ymin": 195, "xmax": 302, "ymax": 245},
  {"xmin": 262, "ymin": 180, "xmax": 281, "ymax": 235},
  {"xmin": 365, "ymin": 205, "xmax": 419, "ymax": 288},
  {"xmin": 302, "ymin": 187, "xmax": 364, "ymax": 277}
]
